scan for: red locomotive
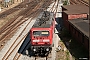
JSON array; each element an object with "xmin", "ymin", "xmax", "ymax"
[{"xmin": 30, "ymin": 11, "xmax": 55, "ymax": 55}]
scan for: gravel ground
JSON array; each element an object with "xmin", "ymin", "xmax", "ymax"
[{"xmin": 0, "ymin": 1, "xmax": 22, "ymax": 28}]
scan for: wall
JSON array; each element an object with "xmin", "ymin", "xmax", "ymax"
[
  {"xmin": 62, "ymin": 12, "xmax": 69, "ymax": 30},
  {"xmin": 69, "ymin": 23, "xmax": 89, "ymax": 50},
  {"xmin": 68, "ymin": 14, "xmax": 87, "ymax": 19}
]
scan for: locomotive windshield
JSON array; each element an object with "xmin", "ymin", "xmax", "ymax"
[{"xmin": 33, "ymin": 31, "xmax": 49, "ymax": 36}]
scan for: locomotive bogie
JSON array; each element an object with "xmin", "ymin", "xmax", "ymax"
[{"xmin": 31, "ymin": 45, "xmax": 52, "ymax": 55}]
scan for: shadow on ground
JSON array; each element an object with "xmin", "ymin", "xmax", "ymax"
[
  {"xmin": 17, "ymin": 32, "xmax": 33, "ymax": 56},
  {"xmin": 17, "ymin": 32, "xmax": 49, "ymax": 57}
]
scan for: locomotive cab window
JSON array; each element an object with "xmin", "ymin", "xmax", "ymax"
[{"xmin": 33, "ymin": 31, "xmax": 49, "ymax": 36}]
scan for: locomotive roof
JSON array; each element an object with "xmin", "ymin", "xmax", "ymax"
[{"xmin": 32, "ymin": 11, "xmax": 54, "ymax": 28}]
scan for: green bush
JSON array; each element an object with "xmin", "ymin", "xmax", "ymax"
[{"xmin": 63, "ymin": 0, "xmax": 68, "ymax": 5}]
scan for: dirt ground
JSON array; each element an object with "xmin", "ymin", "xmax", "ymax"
[
  {"xmin": 55, "ymin": 34, "xmax": 75, "ymax": 60},
  {"xmin": 56, "ymin": 40, "xmax": 74, "ymax": 60}
]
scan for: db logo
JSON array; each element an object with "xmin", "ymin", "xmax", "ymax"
[{"xmin": 40, "ymin": 40, "xmax": 43, "ymax": 42}]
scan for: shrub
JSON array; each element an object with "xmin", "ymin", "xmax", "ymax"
[{"xmin": 63, "ymin": 0, "xmax": 68, "ymax": 5}]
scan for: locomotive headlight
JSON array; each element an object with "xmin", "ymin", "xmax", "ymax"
[
  {"xmin": 43, "ymin": 39, "xmax": 50, "ymax": 42},
  {"xmin": 46, "ymin": 48, "xmax": 49, "ymax": 51},
  {"xmin": 33, "ymin": 49, "xmax": 36, "ymax": 51}
]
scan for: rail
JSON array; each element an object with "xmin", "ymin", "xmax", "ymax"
[
  {"xmin": 1, "ymin": 0, "xmax": 53, "ymax": 60},
  {"xmin": 70, "ymin": 0, "xmax": 89, "ymax": 7}
]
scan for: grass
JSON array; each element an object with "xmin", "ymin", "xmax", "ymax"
[{"xmin": 65, "ymin": 50, "xmax": 69, "ymax": 60}]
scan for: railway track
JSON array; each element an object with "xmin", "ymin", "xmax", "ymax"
[
  {"xmin": 12, "ymin": 10, "xmax": 43, "ymax": 60},
  {"xmin": 2, "ymin": 0, "xmax": 58, "ymax": 60},
  {"xmin": 70, "ymin": 0, "xmax": 89, "ymax": 7},
  {"xmin": 0, "ymin": 0, "xmax": 52, "ymax": 37},
  {"xmin": 49, "ymin": 1, "xmax": 57, "ymax": 12},
  {"xmin": 35, "ymin": 56, "xmax": 48, "ymax": 60},
  {"xmin": 0, "ymin": 0, "xmax": 46, "ymax": 50},
  {"xmin": 78, "ymin": 0, "xmax": 89, "ymax": 6},
  {"xmin": 74, "ymin": 0, "xmax": 81, "ymax": 4},
  {"xmin": 12, "ymin": 1, "xmax": 54, "ymax": 60},
  {"xmin": 0, "ymin": 1, "xmax": 38, "ymax": 37},
  {"xmin": 70, "ymin": 0, "xmax": 76, "ymax": 5},
  {"xmin": 0, "ymin": 0, "xmax": 39, "ymax": 34},
  {"xmin": 0, "ymin": 0, "xmax": 60, "ymax": 60},
  {"xmin": 1, "ymin": 0, "xmax": 54, "ymax": 60}
]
